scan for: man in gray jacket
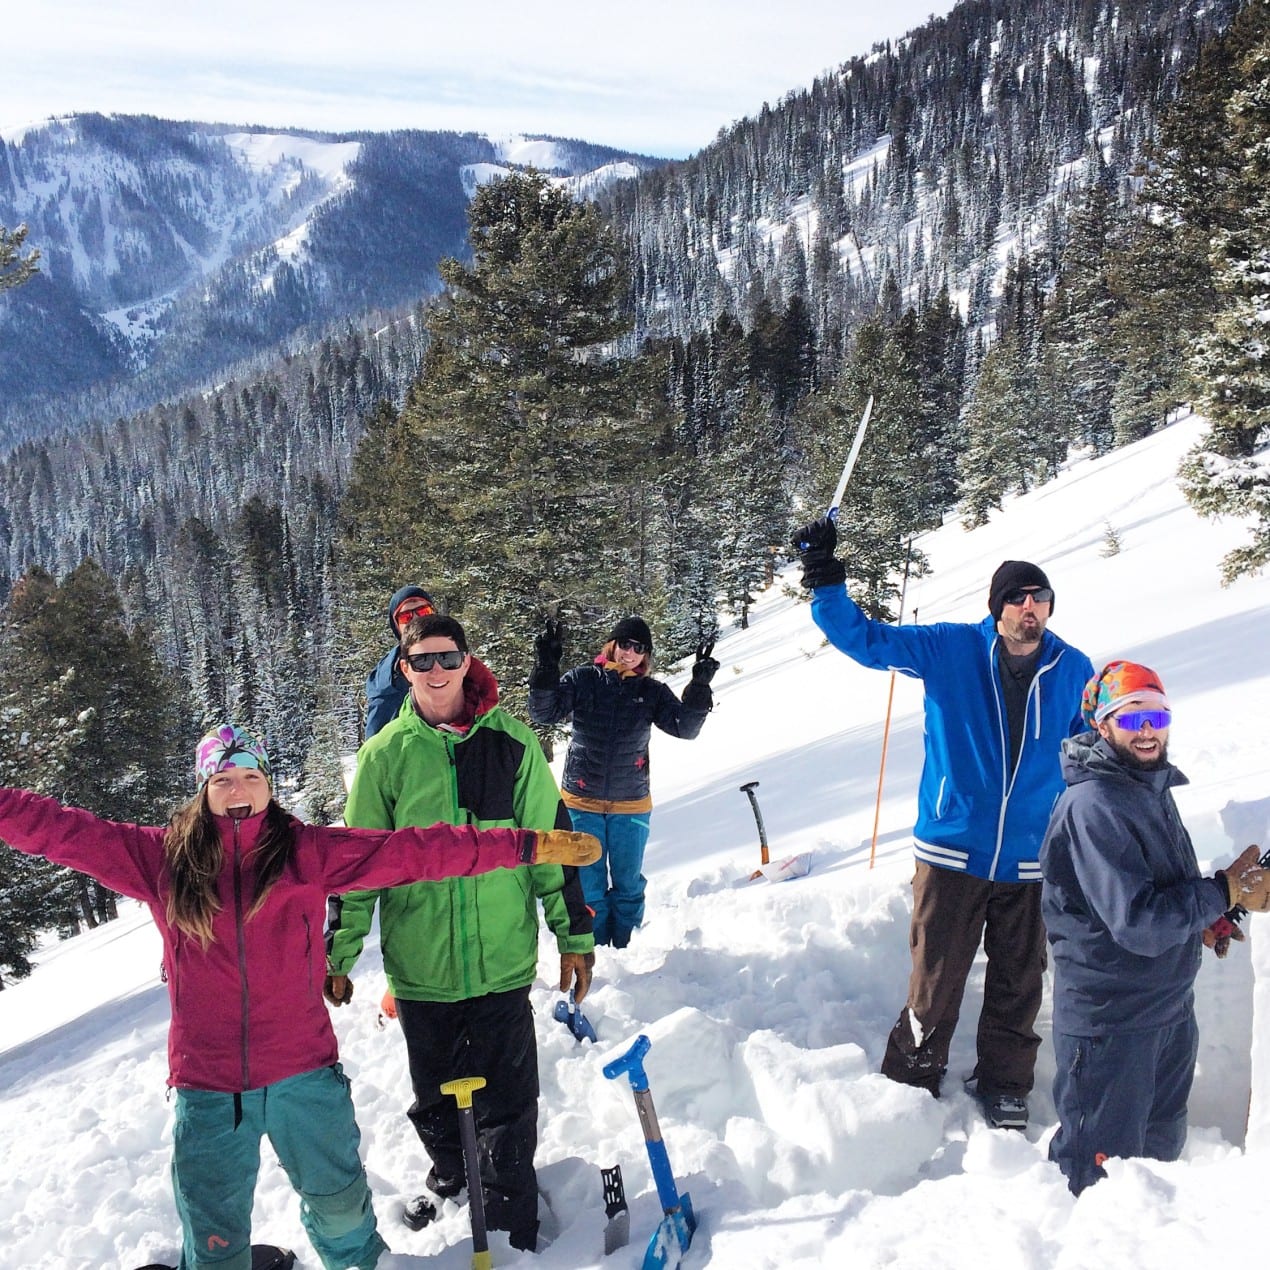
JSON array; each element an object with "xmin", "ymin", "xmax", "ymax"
[{"xmin": 1040, "ymin": 659, "xmax": 1270, "ymax": 1193}]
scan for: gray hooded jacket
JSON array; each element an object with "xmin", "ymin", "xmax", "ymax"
[{"xmin": 1040, "ymin": 731, "xmax": 1229, "ymax": 1034}]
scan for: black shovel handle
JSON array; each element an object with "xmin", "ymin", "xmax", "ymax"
[{"xmin": 441, "ymin": 1077, "xmax": 489, "ymax": 1262}]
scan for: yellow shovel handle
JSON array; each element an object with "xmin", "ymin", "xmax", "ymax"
[{"xmin": 440, "ymin": 1075, "xmax": 487, "ymax": 1111}]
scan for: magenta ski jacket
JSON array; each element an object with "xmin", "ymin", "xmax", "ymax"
[{"xmin": 0, "ymin": 786, "xmax": 537, "ymax": 1093}]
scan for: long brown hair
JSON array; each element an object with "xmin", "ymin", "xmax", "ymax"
[{"xmin": 163, "ymin": 788, "xmax": 297, "ymax": 948}]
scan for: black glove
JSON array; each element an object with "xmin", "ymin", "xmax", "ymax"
[
  {"xmin": 791, "ymin": 517, "xmax": 846, "ymax": 590},
  {"xmin": 534, "ymin": 618, "xmax": 563, "ymax": 667},
  {"xmin": 530, "ymin": 618, "xmax": 563, "ymax": 689},
  {"xmin": 691, "ymin": 640, "xmax": 719, "ymax": 685}
]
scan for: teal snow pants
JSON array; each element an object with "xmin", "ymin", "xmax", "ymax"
[
  {"xmin": 171, "ymin": 1064, "xmax": 388, "ymax": 1270},
  {"xmin": 570, "ymin": 808, "xmax": 651, "ymax": 948}
]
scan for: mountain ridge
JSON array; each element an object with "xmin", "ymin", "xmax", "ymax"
[{"xmin": 0, "ymin": 113, "xmax": 663, "ymax": 445}]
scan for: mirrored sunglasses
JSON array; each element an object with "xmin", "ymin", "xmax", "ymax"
[
  {"xmin": 1112, "ymin": 709, "xmax": 1171, "ymax": 731},
  {"xmin": 616, "ymin": 638, "xmax": 648, "ymax": 654},
  {"xmin": 402, "ymin": 649, "xmax": 465, "ymax": 672},
  {"xmin": 1001, "ymin": 586, "xmax": 1054, "ymax": 607},
  {"xmin": 395, "ymin": 600, "xmax": 436, "ymax": 623}
]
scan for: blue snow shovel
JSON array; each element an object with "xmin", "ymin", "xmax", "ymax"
[
  {"xmin": 603, "ymin": 1035, "xmax": 695, "ymax": 1270},
  {"xmin": 553, "ymin": 987, "xmax": 598, "ymax": 1043}
]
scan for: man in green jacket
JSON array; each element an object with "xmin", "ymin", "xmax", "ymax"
[{"xmin": 325, "ymin": 614, "xmax": 595, "ymax": 1252}]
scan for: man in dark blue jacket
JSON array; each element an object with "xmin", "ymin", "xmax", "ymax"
[
  {"xmin": 326, "ymin": 585, "xmax": 440, "ymax": 1011},
  {"xmin": 1040, "ymin": 659, "xmax": 1269, "ymax": 1193},
  {"xmin": 364, "ymin": 586, "xmax": 436, "ymax": 738},
  {"xmin": 793, "ymin": 516, "xmax": 1094, "ymax": 1128}
]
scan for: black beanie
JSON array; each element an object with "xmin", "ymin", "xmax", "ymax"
[
  {"xmin": 988, "ymin": 560, "xmax": 1053, "ymax": 621},
  {"xmin": 609, "ymin": 616, "xmax": 653, "ymax": 650}
]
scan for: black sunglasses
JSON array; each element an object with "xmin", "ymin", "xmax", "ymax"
[
  {"xmin": 1001, "ymin": 586, "xmax": 1054, "ymax": 607},
  {"xmin": 616, "ymin": 638, "xmax": 648, "ymax": 654},
  {"xmin": 402, "ymin": 649, "xmax": 465, "ymax": 672}
]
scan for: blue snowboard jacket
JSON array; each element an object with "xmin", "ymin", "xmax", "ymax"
[
  {"xmin": 811, "ymin": 584, "xmax": 1094, "ymax": 882},
  {"xmin": 364, "ymin": 585, "xmax": 433, "ymax": 739}
]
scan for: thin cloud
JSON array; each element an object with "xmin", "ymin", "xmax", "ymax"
[{"xmin": 8, "ymin": 1, "xmax": 954, "ymax": 156}]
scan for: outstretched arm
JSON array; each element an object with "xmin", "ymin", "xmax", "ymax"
[
  {"xmin": 0, "ymin": 787, "xmax": 164, "ymax": 903},
  {"xmin": 315, "ymin": 820, "xmax": 600, "ymax": 894}
]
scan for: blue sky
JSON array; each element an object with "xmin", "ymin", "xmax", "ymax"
[{"xmin": 9, "ymin": 1, "xmax": 958, "ymax": 157}]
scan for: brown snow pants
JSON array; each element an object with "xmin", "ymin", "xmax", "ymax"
[{"xmin": 880, "ymin": 861, "xmax": 1046, "ymax": 1097}]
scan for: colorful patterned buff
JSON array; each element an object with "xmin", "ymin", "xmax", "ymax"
[
  {"xmin": 1081, "ymin": 660, "xmax": 1169, "ymax": 727},
  {"xmin": 195, "ymin": 724, "xmax": 272, "ymax": 786}
]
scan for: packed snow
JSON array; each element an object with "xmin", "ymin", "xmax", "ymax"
[{"xmin": 3, "ymin": 411, "xmax": 1270, "ymax": 1269}]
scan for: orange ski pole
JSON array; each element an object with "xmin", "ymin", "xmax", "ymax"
[
  {"xmin": 869, "ymin": 538, "xmax": 914, "ymax": 870},
  {"xmin": 869, "ymin": 673, "xmax": 897, "ymax": 869}
]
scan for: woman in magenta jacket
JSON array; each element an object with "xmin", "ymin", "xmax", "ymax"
[{"xmin": 0, "ymin": 724, "xmax": 595, "ymax": 1270}]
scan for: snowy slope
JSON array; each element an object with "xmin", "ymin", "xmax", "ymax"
[{"xmin": 3, "ymin": 412, "xmax": 1270, "ymax": 1269}]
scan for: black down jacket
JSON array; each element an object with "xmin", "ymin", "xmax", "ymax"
[{"xmin": 529, "ymin": 663, "xmax": 711, "ymax": 806}]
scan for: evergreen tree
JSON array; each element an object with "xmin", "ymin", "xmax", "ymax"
[
  {"xmin": 713, "ymin": 390, "xmax": 790, "ymax": 629},
  {"xmin": 0, "ymin": 654, "xmax": 94, "ymax": 980},
  {"xmin": 1104, "ymin": 196, "xmax": 1212, "ymax": 445},
  {"xmin": 0, "ymin": 224, "xmax": 39, "ymax": 292},
  {"xmin": 797, "ymin": 317, "xmax": 935, "ymax": 620},
  {"xmin": 341, "ymin": 171, "xmax": 661, "ymax": 710},
  {"xmin": 0, "ymin": 562, "xmax": 191, "ymax": 931},
  {"xmin": 1175, "ymin": 2, "xmax": 1270, "ymax": 580},
  {"xmin": 958, "ymin": 334, "xmax": 1033, "ymax": 527},
  {"xmin": 1042, "ymin": 173, "xmax": 1122, "ymax": 455}
]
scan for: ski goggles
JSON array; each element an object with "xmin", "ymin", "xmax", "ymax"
[
  {"xmin": 402, "ymin": 649, "xmax": 465, "ymax": 672},
  {"xmin": 1000, "ymin": 586, "xmax": 1054, "ymax": 607},
  {"xmin": 1112, "ymin": 709, "xmax": 1171, "ymax": 731},
  {"xmin": 616, "ymin": 638, "xmax": 648, "ymax": 654}
]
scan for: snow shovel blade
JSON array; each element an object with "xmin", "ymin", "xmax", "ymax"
[
  {"xmin": 643, "ymin": 1194, "xmax": 696, "ymax": 1270},
  {"xmin": 603, "ymin": 1036, "xmax": 696, "ymax": 1269},
  {"xmin": 602, "ymin": 1164, "xmax": 630, "ymax": 1255},
  {"xmin": 759, "ymin": 850, "xmax": 813, "ymax": 883},
  {"xmin": 553, "ymin": 988, "xmax": 598, "ymax": 1043}
]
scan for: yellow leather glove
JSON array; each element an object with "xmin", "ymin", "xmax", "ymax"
[
  {"xmin": 1220, "ymin": 846, "xmax": 1270, "ymax": 911},
  {"xmin": 534, "ymin": 829, "xmax": 602, "ymax": 866},
  {"xmin": 560, "ymin": 951, "xmax": 596, "ymax": 1003}
]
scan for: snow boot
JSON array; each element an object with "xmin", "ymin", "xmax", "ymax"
[
  {"xmin": 135, "ymin": 1246, "xmax": 294, "ymax": 1270},
  {"xmin": 402, "ymin": 1166, "xmax": 465, "ymax": 1229}
]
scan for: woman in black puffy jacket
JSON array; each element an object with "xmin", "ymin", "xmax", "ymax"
[{"xmin": 529, "ymin": 616, "xmax": 716, "ymax": 947}]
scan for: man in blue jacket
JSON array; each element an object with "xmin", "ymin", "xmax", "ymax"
[
  {"xmin": 1040, "ymin": 659, "xmax": 1270, "ymax": 1192},
  {"xmin": 792, "ymin": 516, "xmax": 1094, "ymax": 1129},
  {"xmin": 364, "ymin": 585, "xmax": 436, "ymax": 738}
]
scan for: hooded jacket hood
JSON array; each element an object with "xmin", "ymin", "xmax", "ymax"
[
  {"xmin": 1058, "ymin": 729, "xmax": 1188, "ymax": 795},
  {"xmin": 386, "ymin": 585, "xmax": 435, "ymax": 639}
]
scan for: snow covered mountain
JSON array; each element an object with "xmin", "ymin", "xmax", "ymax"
[
  {"xmin": 0, "ymin": 114, "xmax": 660, "ymax": 444},
  {"xmin": 3, "ymin": 412, "xmax": 1270, "ymax": 1268}
]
